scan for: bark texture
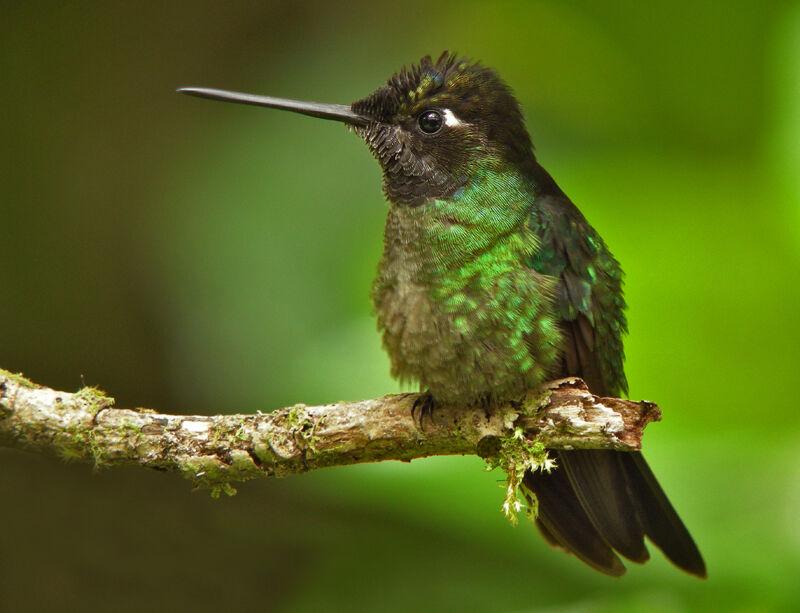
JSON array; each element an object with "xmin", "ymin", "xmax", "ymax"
[{"xmin": 0, "ymin": 369, "xmax": 661, "ymax": 495}]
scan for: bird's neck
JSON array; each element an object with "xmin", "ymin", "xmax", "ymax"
[{"xmin": 376, "ymin": 163, "xmax": 539, "ymax": 288}]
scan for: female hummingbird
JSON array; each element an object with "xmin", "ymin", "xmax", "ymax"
[{"xmin": 179, "ymin": 52, "xmax": 705, "ymax": 578}]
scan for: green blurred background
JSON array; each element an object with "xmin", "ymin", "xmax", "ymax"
[{"xmin": 2, "ymin": 1, "xmax": 799, "ymax": 611}]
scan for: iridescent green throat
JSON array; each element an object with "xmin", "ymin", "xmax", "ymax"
[{"xmin": 371, "ymin": 164, "xmax": 561, "ymax": 405}]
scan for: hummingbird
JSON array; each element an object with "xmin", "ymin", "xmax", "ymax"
[{"xmin": 179, "ymin": 52, "xmax": 706, "ymax": 578}]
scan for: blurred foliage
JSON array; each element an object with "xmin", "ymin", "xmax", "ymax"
[{"xmin": 2, "ymin": 1, "xmax": 799, "ymax": 611}]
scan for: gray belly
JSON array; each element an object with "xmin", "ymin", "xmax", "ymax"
[{"xmin": 374, "ymin": 280, "xmax": 531, "ymax": 406}]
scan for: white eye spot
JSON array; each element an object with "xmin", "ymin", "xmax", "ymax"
[{"xmin": 443, "ymin": 109, "xmax": 463, "ymax": 127}]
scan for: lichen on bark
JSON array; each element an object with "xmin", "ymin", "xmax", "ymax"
[{"xmin": 1, "ymin": 369, "xmax": 661, "ymax": 516}]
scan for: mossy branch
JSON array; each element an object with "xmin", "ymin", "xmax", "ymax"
[{"xmin": 0, "ymin": 368, "xmax": 661, "ymax": 499}]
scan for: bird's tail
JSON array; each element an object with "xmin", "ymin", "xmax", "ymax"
[{"xmin": 523, "ymin": 449, "xmax": 706, "ymax": 578}]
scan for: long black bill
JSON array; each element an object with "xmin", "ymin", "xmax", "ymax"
[{"xmin": 177, "ymin": 87, "xmax": 369, "ymax": 126}]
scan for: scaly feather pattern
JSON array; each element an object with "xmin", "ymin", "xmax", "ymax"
[{"xmin": 371, "ymin": 163, "xmax": 561, "ymax": 405}]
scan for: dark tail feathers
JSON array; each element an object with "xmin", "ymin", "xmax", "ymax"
[{"xmin": 523, "ymin": 449, "xmax": 706, "ymax": 578}]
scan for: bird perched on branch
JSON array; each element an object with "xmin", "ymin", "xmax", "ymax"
[{"xmin": 179, "ymin": 52, "xmax": 705, "ymax": 577}]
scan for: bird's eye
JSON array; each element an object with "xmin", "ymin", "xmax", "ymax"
[{"xmin": 418, "ymin": 110, "xmax": 443, "ymax": 134}]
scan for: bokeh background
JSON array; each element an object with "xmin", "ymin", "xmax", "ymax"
[{"xmin": 2, "ymin": 1, "xmax": 799, "ymax": 611}]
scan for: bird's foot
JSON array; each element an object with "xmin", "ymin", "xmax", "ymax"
[{"xmin": 412, "ymin": 392, "xmax": 437, "ymax": 430}]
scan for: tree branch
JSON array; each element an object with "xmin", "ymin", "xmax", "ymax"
[{"xmin": 0, "ymin": 368, "xmax": 661, "ymax": 497}]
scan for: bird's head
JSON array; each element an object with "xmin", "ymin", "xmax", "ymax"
[
  {"xmin": 179, "ymin": 52, "xmax": 535, "ymax": 206},
  {"xmin": 350, "ymin": 52, "xmax": 534, "ymax": 204}
]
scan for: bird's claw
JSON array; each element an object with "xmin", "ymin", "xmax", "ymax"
[{"xmin": 412, "ymin": 392, "xmax": 436, "ymax": 430}]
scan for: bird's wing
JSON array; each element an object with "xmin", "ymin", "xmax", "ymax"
[{"xmin": 524, "ymin": 178, "xmax": 705, "ymax": 577}]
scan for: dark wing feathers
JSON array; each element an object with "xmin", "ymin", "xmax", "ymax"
[{"xmin": 524, "ymin": 169, "xmax": 705, "ymax": 577}]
